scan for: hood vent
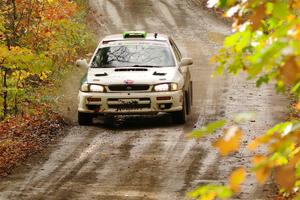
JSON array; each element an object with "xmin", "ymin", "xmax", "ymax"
[
  {"xmin": 115, "ymin": 68, "xmax": 148, "ymax": 72},
  {"xmin": 153, "ymin": 71, "xmax": 166, "ymax": 76},
  {"xmin": 95, "ymin": 73, "xmax": 108, "ymax": 77}
]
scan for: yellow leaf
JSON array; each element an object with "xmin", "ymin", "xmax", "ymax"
[
  {"xmin": 210, "ymin": 55, "xmax": 217, "ymax": 63},
  {"xmin": 229, "ymin": 167, "xmax": 246, "ymax": 192},
  {"xmin": 247, "ymin": 134, "xmax": 272, "ymax": 151},
  {"xmin": 213, "ymin": 126, "xmax": 243, "ymax": 156},
  {"xmin": 294, "ymin": 25, "xmax": 300, "ymax": 40},
  {"xmin": 252, "ymin": 156, "xmax": 270, "ymax": 184},
  {"xmin": 274, "ymin": 164, "xmax": 296, "ymax": 191},
  {"xmin": 287, "ymin": 15, "xmax": 296, "ymax": 21},
  {"xmin": 293, "ymin": 1, "xmax": 300, "ymax": 9},
  {"xmin": 247, "ymin": 138, "xmax": 261, "ymax": 151},
  {"xmin": 201, "ymin": 192, "xmax": 216, "ymax": 200},
  {"xmin": 295, "ymin": 102, "xmax": 300, "ymax": 111},
  {"xmin": 280, "ymin": 56, "xmax": 300, "ymax": 86}
]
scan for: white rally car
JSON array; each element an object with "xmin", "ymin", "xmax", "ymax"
[{"xmin": 76, "ymin": 31, "xmax": 193, "ymax": 125}]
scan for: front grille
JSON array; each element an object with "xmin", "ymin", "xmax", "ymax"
[
  {"xmin": 109, "ymin": 104, "xmax": 150, "ymax": 110},
  {"xmin": 107, "ymin": 98, "xmax": 151, "ymax": 110},
  {"xmin": 86, "ymin": 105, "xmax": 100, "ymax": 111},
  {"xmin": 108, "ymin": 84, "xmax": 150, "ymax": 91}
]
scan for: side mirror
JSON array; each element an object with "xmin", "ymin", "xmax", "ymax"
[
  {"xmin": 75, "ymin": 59, "xmax": 89, "ymax": 69},
  {"xmin": 179, "ymin": 58, "xmax": 193, "ymax": 67}
]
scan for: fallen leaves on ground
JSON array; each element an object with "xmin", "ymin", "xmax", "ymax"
[{"xmin": 0, "ymin": 110, "xmax": 67, "ymax": 177}]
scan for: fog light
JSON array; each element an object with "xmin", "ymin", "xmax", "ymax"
[
  {"xmin": 157, "ymin": 96, "xmax": 171, "ymax": 101},
  {"xmin": 159, "ymin": 103, "xmax": 172, "ymax": 110},
  {"xmin": 87, "ymin": 98, "xmax": 101, "ymax": 102}
]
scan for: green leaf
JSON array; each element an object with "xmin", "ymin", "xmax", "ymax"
[
  {"xmin": 296, "ymin": 163, "xmax": 300, "ymax": 178},
  {"xmin": 236, "ymin": 30, "xmax": 251, "ymax": 52},
  {"xmin": 188, "ymin": 185, "xmax": 233, "ymax": 199},
  {"xmin": 272, "ymin": 2, "xmax": 289, "ymax": 19},
  {"xmin": 190, "ymin": 120, "xmax": 227, "ymax": 138},
  {"xmin": 217, "ymin": 186, "xmax": 232, "ymax": 198},
  {"xmin": 266, "ymin": 2, "xmax": 274, "ymax": 15},
  {"xmin": 215, "ymin": 65, "xmax": 224, "ymax": 76},
  {"xmin": 291, "ymin": 81, "xmax": 300, "ymax": 95},
  {"xmin": 256, "ymin": 75, "xmax": 270, "ymax": 87},
  {"xmin": 276, "ymin": 80, "xmax": 285, "ymax": 93},
  {"xmin": 228, "ymin": 55, "xmax": 243, "ymax": 74},
  {"xmin": 224, "ymin": 33, "xmax": 240, "ymax": 48},
  {"xmin": 266, "ymin": 122, "xmax": 293, "ymax": 136},
  {"xmin": 219, "ymin": 0, "xmax": 227, "ymax": 8}
]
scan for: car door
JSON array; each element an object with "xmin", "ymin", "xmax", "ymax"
[{"xmin": 169, "ymin": 38, "xmax": 191, "ymax": 91}]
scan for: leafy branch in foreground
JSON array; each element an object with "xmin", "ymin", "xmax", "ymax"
[
  {"xmin": 189, "ymin": 0, "xmax": 300, "ymax": 199},
  {"xmin": 211, "ymin": 0, "xmax": 300, "ymax": 94},
  {"xmin": 190, "ymin": 115, "xmax": 300, "ymax": 199}
]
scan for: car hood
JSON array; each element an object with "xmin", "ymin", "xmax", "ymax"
[{"xmin": 86, "ymin": 67, "xmax": 180, "ymax": 85}]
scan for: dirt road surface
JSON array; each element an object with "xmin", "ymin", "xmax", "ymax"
[{"xmin": 0, "ymin": 0, "xmax": 287, "ymax": 199}]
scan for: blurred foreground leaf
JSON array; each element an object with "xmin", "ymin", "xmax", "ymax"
[
  {"xmin": 229, "ymin": 167, "xmax": 246, "ymax": 192},
  {"xmin": 190, "ymin": 120, "xmax": 227, "ymax": 138},
  {"xmin": 188, "ymin": 185, "xmax": 232, "ymax": 200},
  {"xmin": 213, "ymin": 126, "xmax": 243, "ymax": 156}
]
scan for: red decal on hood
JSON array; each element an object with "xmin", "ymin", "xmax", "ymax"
[{"xmin": 124, "ymin": 80, "xmax": 134, "ymax": 85}]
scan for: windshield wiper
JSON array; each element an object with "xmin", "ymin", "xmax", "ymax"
[{"xmin": 91, "ymin": 64, "xmax": 115, "ymax": 68}]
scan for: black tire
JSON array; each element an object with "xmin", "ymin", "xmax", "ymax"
[
  {"xmin": 172, "ymin": 93, "xmax": 187, "ymax": 124},
  {"xmin": 190, "ymin": 81, "xmax": 193, "ymax": 106},
  {"xmin": 103, "ymin": 115, "xmax": 115, "ymax": 127},
  {"xmin": 186, "ymin": 89, "xmax": 191, "ymax": 115},
  {"xmin": 78, "ymin": 112, "xmax": 93, "ymax": 126}
]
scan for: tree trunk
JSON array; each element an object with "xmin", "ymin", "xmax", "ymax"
[
  {"xmin": 14, "ymin": 71, "xmax": 21, "ymax": 116},
  {"xmin": 2, "ymin": 68, "xmax": 8, "ymax": 118}
]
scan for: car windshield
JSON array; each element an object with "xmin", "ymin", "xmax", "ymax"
[{"xmin": 91, "ymin": 43, "xmax": 175, "ymax": 68}]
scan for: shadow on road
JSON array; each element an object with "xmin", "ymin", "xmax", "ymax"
[{"xmin": 93, "ymin": 114, "xmax": 176, "ymax": 130}]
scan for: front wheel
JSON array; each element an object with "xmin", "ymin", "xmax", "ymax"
[
  {"xmin": 172, "ymin": 94, "xmax": 187, "ymax": 124},
  {"xmin": 78, "ymin": 112, "xmax": 93, "ymax": 126}
]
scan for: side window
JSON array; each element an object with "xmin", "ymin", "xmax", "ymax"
[{"xmin": 169, "ymin": 38, "xmax": 182, "ymax": 62}]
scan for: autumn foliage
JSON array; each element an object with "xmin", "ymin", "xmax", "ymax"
[
  {"xmin": 189, "ymin": 0, "xmax": 300, "ymax": 199},
  {"xmin": 0, "ymin": 0, "xmax": 92, "ymax": 177},
  {"xmin": 0, "ymin": 0, "xmax": 93, "ymax": 119}
]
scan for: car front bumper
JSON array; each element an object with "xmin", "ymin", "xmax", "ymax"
[{"xmin": 78, "ymin": 90, "xmax": 184, "ymax": 115}]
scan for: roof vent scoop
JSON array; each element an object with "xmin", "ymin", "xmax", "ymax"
[
  {"xmin": 123, "ymin": 31, "xmax": 147, "ymax": 39},
  {"xmin": 95, "ymin": 73, "xmax": 108, "ymax": 77},
  {"xmin": 115, "ymin": 68, "xmax": 148, "ymax": 72},
  {"xmin": 153, "ymin": 71, "xmax": 166, "ymax": 76}
]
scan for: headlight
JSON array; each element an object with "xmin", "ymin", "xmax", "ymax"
[
  {"xmin": 154, "ymin": 83, "xmax": 178, "ymax": 92},
  {"xmin": 81, "ymin": 83, "xmax": 89, "ymax": 92},
  {"xmin": 90, "ymin": 85, "xmax": 105, "ymax": 92},
  {"xmin": 80, "ymin": 83, "xmax": 105, "ymax": 92}
]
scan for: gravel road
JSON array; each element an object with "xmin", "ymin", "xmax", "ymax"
[{"xmin": 0, "ymin": 0, "xmax": 288, "ymax": 199}]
